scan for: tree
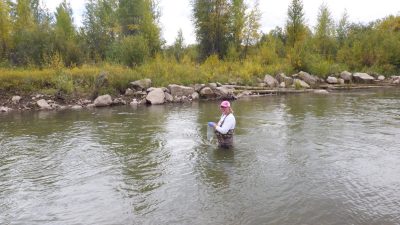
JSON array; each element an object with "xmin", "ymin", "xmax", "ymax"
[
  {"xmin": 229, "ymin": 0, "xmax": 246, "ymax": 51},
  {"xmin": 285, "ymin": 0, "xmax": 306, "ymax": 47},
  {"xmin": 242, "ymin": 0, "xmax": 261, "ymax": 58},
  {"xmin": 192, "ymin": 0, "xmax": 231, "ymax": 59},
  {"xmin": 54, "ymin": 0, "xmax": 81, "ymax": 66},
  {"xmin": 0, "ymin": 0, "xmax": 12, "ymax": 60},
  {"xmin": 172, "ymin": 29, "xmax": 185, "ymax": 62},
  {"xmin": 83, "ymin": 0, "xmax": 118, "ymax": 61},
  {"xmin": 11, "ymin": 0, "xmax": 37, "ymax": 65},
  {"xmin": 117, "ymin": 0, "xmax": 161, "ymax": 55},
  {"xmin": 285, "ymin": 0, "xmax": 308, "ymax": 70},
  {"xmin": 336, "ymin": 10, "xmax": 349, "ymax": 47},
  {"xmin": 314, "ymin": 3, "xmax": 336, "ymax": 58}
]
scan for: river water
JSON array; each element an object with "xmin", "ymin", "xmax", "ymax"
[{"xmin": 1, "ymin": 88, "xmax": 400, "ymax": 225}]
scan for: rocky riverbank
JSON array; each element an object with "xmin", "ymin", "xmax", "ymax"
[{"xmin": 1, "ymin": 71, "xmax": 399, "ymax": 113}]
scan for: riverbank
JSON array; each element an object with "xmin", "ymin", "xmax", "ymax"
[{"xmin": 1, "ymin": 70, "xmax": 399, "ymax": 113}]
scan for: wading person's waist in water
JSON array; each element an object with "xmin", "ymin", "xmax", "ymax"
[{"xmin": 208, "ymin": 100, "xmax": 236, "ymax": 148}]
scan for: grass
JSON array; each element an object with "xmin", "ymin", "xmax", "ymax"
[{"xmin": 0, "ymin": 56, "xmax": 286, "ymax": 96}]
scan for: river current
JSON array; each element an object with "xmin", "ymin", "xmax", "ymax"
[{"xmin": 1, "ymin": 88, "xmax": 400, "ymax": 225}]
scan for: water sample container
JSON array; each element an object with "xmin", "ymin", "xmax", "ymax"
[{"xmin": 207, "ymin": 125, "xmax": 214, "ymax": 142}]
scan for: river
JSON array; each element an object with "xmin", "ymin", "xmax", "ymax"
[{"xmin": 1, "ymin": 88, "xmax": 400, "ymax": 225}]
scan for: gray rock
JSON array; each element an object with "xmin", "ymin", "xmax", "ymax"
[
  {"xmin": 258, "ymin": 83, "xmax": 267, "ymax": 87},
  {"xmin": 191, "ymin": 92, "xmax": 200, "ymax": 100},
  {"xmin": 279, "ymin": 82, "xmax": 286, "ymax": 88},
  {"xmin": 146, "ymin": 88, "xmax": 165, "ymax": 105},
  {"xmin": 82, "ymin": 99, "xmax": 92, "ymax": 105},
  {"xmin": 208, "ymin": 83, "xmax": 218, "ymax": 89},
  {"xmin": 167, "ymin": 84, "xmax": 195, "ymax": 97},
  {"xmin": 214, "ymin": 87, "xmax": 235, "ymax": 99},
  {"xmin": 276, "ymin": 73, "xmax": 293, "ymax": 86},
  {"xmin": 147, "ymin": 87, "xmax": 156, "ymax": 93},
  {"xmin": 0, "ymin": 106, "xmax": 12, "ymax": 112},
  {"xmin": 199, "ymin": 87, "xmax": 215, "ymax": 98},
  {"xmin": 12, "ymin": 96, "xmax": 21, "ymax": 104},
  {"xmin": 378, "ymin": 75, "xmax": 385, "ymax": 81},
  {"xmin": 314, "ymin": 89, "xmax": 329, "ymax": 94},
  {"xmin": 340, "ymin": 71, "xmax": 353, "ymax": 83},
  {"xmin": 94, "ymin": 95, "xmax": 113, "ymax": 107},
  {"xmin": 263, "ymin": 74, "xmax": 279, "ymax": 88},
  {"xmin": 71, "ymin": 105, "xmax": 83, "ymax": 110},
  {"xmin": 293, "ymin": 79, "xmax": 310, "ymax": 89},
  {"xmin": 130, "ymin": 99, "xmax": 139, "ymax": 106},
  {"xmin": 125, "ymin": 88, "xmax": 134, "ymax": 96},
  {"xmin": 86, "ymin": 104, "xmax": 96, "ymax": 108},
  {"xmin": 236, "ymin": 91, "xmax": 252, "ymax": 98},
  {"xmin": 353, "ymin": 73, "xmax": 374, "ymax": 83},
  {"xmin": 326, "ymin": 76, "xmax": 338, "ymax": 84},
  {"xmin": 130, "ymin": 79, "xmax": 152, "ymax": 91},
  {"xmin": 298, "ymin": 71, "xmax": 318, "ymax": 87},
  {"xmin": 113, "ymin": 98, "xmax": 126, "ymax": 105},
  {"xmin": 37, "ymin": 99, "xmax": 52, "ymax": 110},
  {"xmin": 338, "ymin": 78, "xmax": 345, "ymax": 85},
  {"xmin": 165, "ymin": 92, "xmax": 173, "ymax": 102},
  {"xmin": 194, "ymin": 84, "xmax": 205, "ymax": 92}
]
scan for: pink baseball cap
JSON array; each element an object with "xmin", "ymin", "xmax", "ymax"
[{"xmin": 220, "ymin": 100, "xmax": 230, "ymax": 108}]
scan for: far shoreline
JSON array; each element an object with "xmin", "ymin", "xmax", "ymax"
[{"xmin": 1, "ymin": 72, "xmax": 399, "ymax": 114}]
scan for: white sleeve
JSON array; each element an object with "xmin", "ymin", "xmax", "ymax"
[{"xmin": 216, "ymin": 114, "xmax": 235, "ymax": 134}]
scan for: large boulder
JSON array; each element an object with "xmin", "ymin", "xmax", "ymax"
[
  {"xmin": 199, "ymin": 87, "xmax": 215, "ymax": 98},
  {"xmin": 94, "ymin": 94, "xmax": 113, "ymax": 107},
  {"xmin": 167, "ymin": 84, "xmax": 195, "ymax": 97},
  {"xmin": 213, "ymin": 87, "xmax": 235, "ymax": 99},
  {"xmin": 37, "ymin": 99, "xmax": 52, "ymax": 110},
  {"xmin": 276, "ymin": 73, "xmax": 293, "ymax": 86},
  {"xmin": 340, "ymin": 71, "xmax": 353, "ymax": 83},
  {"xmin": 263, "ymin": 74, "xmax": 279, "ymax": 88},
  {"xmin": 146, "ymin": 88, "xmax": 165, "ymax": 105},
  {"xmin": 130, "ymin": 79, "xmax": 152, "ymax": 91},
  {"xmin": 297, "ymin": 71, "xmax": 318, "ymax": 87},
  {"xmin": 293, "ymin": 79, "xmax": 310, "ymax": 89},
  {"xmin": 194, "ymin": 84, "xmax": 205, "ymax": 92},
  {"xmin": 353, "ymin": 73, "xmax": 374, "ymax": 83},
  {"xmin": 391, "ymin": 76, "xmax": 400, "ymax": 85},
  {"xmin": 326, "ymin": 76, "xmax": 338, "ymax": 84}
]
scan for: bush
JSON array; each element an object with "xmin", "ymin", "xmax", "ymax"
[{"xmin": 107, "ymin": 35, "xmax": 150, "ymax": 67}]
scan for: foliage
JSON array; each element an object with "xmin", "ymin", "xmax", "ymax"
[
  {"xmin": 192, "ymin": 0, "xmax": 231, "ymax": 59},
  {"xmin": 0, "ymin": 0, "xmax": 399, "ymax": 92},
  {"xmin": 107, "ymin": 35, "xmax": 150, "ymax": 67}
]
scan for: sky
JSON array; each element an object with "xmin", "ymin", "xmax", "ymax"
[{"xmin": 44, "ymin": 0, "xmax": 400, "ymax": 45}]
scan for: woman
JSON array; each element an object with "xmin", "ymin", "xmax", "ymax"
[{"xmin": 208, "ymin": 101, "xmax": 236, "ymax": 148}]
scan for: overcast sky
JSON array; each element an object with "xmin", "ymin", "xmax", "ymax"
[{"xmin": 44, "ymin": 0, "xmax": 400, "ymax": 45}]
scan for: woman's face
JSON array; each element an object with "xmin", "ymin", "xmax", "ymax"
[{"xmin": 220, "ymin": 106, "xmax": 229, "ymax": 115}]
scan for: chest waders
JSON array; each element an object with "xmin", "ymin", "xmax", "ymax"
[{"xmin": 215, "ymin": 114, "xmax": 234, "ymax": 148}]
